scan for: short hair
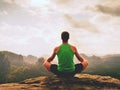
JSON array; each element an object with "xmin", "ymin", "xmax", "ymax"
[{"xmin": 61, "ymin": 31, "xmax": 69, "ymax": 42}]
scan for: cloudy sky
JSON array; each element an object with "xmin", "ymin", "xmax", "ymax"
[{"xmin": 0, "ymin": 0, "xmax": 120, "ymax": 57}]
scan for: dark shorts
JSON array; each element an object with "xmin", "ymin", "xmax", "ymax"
[{"xmin": 50, "ymin": 63, "xmax": 83, "ymax": 77}]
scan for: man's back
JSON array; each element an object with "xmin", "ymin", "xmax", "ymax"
[{"xmin": 56, "ymin": 44, "xmax": 75, "ymax": 72}]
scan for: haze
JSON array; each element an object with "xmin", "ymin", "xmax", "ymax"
[{"xmin": 0, "ymin": 0, "xmax": 120, "ymax": 56}]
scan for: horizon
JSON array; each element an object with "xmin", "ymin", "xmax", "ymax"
[
  {"xmin": 0, "ymin": 0, "xmax": 120, "ymax": 57},
  {"xmin": 1, "ymin": 50, "xmax": 120, "ymax": 58}
]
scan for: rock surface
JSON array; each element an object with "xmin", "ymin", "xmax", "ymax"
[{"xmin": 0, "ymin": 74, "xmax": 120, "ymax": 90}]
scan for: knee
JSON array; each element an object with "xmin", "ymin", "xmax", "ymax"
[
  {"xmin": 81, "ymin": 60, "xmax": 88, "ymax": 70},
  {"xmin": 43, "ymin": 60, "xmax": 51, "ymax": 71}
]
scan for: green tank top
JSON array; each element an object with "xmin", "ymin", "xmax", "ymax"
[{"xmin": 57, "ymin": 44, "xmax": 75, "ymax": 72}]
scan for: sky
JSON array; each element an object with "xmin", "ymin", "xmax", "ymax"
[{"xmin": 0, "ymin": 0, "xmax": 120, "ymax": 57}]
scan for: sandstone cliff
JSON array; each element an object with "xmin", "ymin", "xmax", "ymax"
[{"xmin": 0, "ymin": 74, "xmax": 120, "ymax": 90}]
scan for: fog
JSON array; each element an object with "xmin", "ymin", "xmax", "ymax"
[{"xmin": 0, "ymin": 0, "xmax": 120, "ymax": 56}]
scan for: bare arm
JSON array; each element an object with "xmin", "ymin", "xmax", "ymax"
[
  {"xmin": 47, "ymin": 47, "xmax": 58, "ymax": 62},
  {"xmin": 71, "ymin": 46, "xmax": 88, "ymax": 70},
  {"xmin": 74, "ymin": 47, "xmax": 84, "ymax": 62}
]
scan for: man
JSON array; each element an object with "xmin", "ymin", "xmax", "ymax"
[{"xmin": 43, "ymin": 31, "xmax": 88, "ymax": 77}]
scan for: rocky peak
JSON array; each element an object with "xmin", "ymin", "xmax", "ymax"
[{"xmin": 0, "ymin": 74, "xmax": 120, "ymax": 90}]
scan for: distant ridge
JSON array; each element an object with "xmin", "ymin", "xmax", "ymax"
[{"xmin": 0, "ymin": 50, "xmax": 120, "ymax": 80}]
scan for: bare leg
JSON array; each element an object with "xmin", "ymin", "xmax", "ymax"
[{"xmin": 43, "ymin": 60, "xmax": 51, "ymax": 71}]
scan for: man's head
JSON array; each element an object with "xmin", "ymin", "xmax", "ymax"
[{"xmin": 61, "ymin": 31, "xmax": 69, "ymax": 42}]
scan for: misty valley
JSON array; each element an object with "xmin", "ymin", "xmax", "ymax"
[{"xmin": 0, "ymin": 51, "xmax": 120, "ymax": 84}]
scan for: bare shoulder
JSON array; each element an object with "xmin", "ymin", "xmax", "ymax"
[
  {"xmin": 70, "ymin": 44, "xmax": 77, "ymax": 49},
  {"xmin": 54, "ymin": 46, "xmax": 60, "ymax": 53},
  {"xmin": 70, "ymin": 44, "xmax": 77, "ymax": 52}
]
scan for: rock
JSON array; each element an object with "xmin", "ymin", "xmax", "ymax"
[{"xmin": 0, "ymin": 74, "xmax": 120, "ymax": 90}]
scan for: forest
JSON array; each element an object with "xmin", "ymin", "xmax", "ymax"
[
  {"xmin": 0, "ymin": 51, "xmax": 52, "ymax": 83},
  {"xmin": 0, "ymin": 51, "xmax": 120, "ymax": 83}
]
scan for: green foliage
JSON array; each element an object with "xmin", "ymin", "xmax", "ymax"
[
  {"xmin": 6, "ymin": 65, "xmax": 30, "ymax": 82},
  {"xmin": 6, "ymin": 60, "xmax": 52, "ymax": 83},
  {"xmin": 83, "ymin": 59, "xmax": 120, "ymax": 79},
  {"xmin": 0, "ymin": 53, "xmax": 10, "ymax": 83},
  {"xmin": 0, "ymin": 51, "xmax": 119, "ymax": 84}
]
